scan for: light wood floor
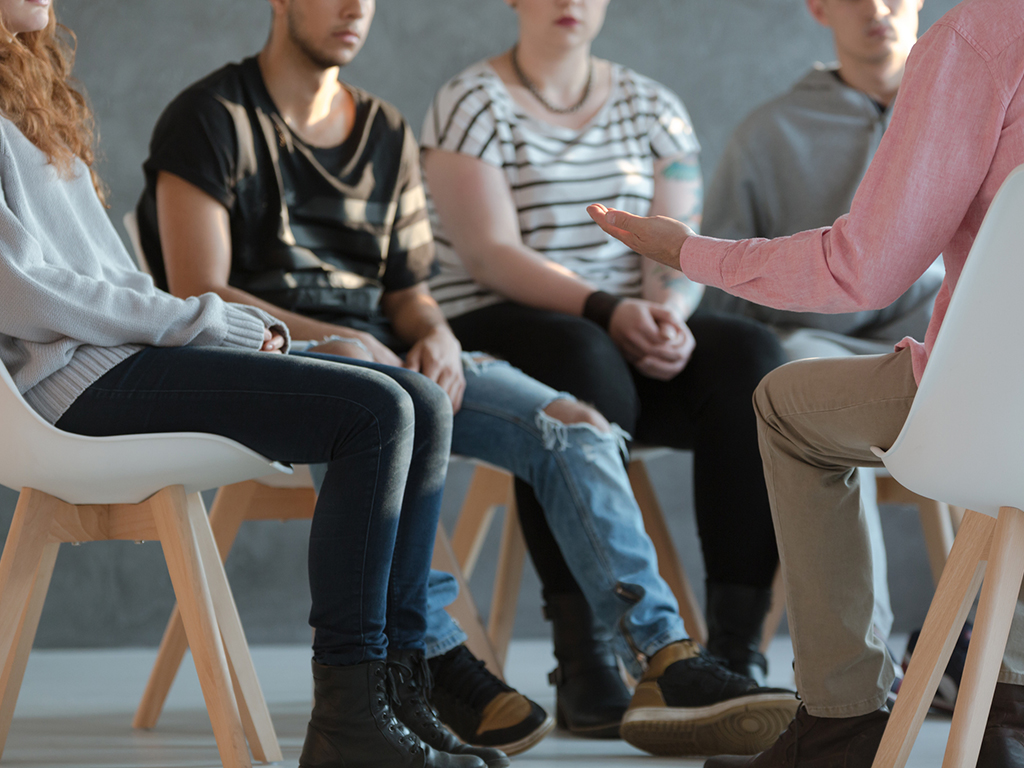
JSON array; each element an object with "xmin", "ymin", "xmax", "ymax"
[{"xmin": 2, "ymin": 636, "xmax": 952, "ymax": 767}]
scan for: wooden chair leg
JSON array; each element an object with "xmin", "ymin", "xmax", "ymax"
[
  {"xmin": 942, "ymin": 507, "xmax": 1024, "ymax": 768},
  {"xmin": 627, "ymin": 458, "xmax": 707, "ymax": 645},
  {"xmin": 918, "ymin": 499, "xmax": 956, "ymax": 586},
  {"xmin": 0, "ymin": 490, "xmax": 57, "ymax": 678},
  {"xmin": 432, "ymin": 524, "xmax": 504, "ymax": 680},
  {"xmin": 0, "ymin": 494, "xmax": 60, "ymax": 763},
  {"xmin": 451, "ymin": 465, "xmax": 511, "ymax": 579},
  {"xmin": 487, "ymin": 493, "xmax": 527, "ymax": 670},
  {"xmin": 759, "ymin": 567, "xmax": 787, "ymax": 654},
  {"xmin": 134, "ymin": 482, "xmax": 250, "ymax": 730},
  {"xmin": 187, "ymin": 492, "xmax": 281, "ymax": 764},
  {"xmin": 150, "ymin": 486, "xmax": 251, "ymax": 768},
  {"xmin": 871, "ymin": 510, "xmax": 995, "ymax": 768}
]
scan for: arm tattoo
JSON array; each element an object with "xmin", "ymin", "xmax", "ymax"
[{"xmin": 662, "ymin": 160, "xmax": 701, "ymax": 182}]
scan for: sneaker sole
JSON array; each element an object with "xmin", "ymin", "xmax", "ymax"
[
  {"xmin": 620, "ymin": 692, "xmax": 799, "ymax": 756},
  {"xmin": 488, "ymin": 712, "xmax": 556, "ymax": 756}
]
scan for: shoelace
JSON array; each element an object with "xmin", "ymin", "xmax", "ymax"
[
  {"xmin": 376, "ymin": 667, "xmax": 421, "ymax": 754},
  {"xmin": 388, "ymin": 660, "xmax": 443, "ymax": 738}
]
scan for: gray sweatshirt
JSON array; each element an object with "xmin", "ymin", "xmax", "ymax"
[
  {"xmin": 701, "ymin": 64, "xmax": 942, "ymax": 342},
  {"xmin": 0, "ymin": 117, "xmax": 288, "ymax": 423}
]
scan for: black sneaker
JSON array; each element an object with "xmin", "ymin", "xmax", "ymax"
[
  {"xmin": 620, "ymin": 640, "xmax": 800, "ymax": 756},
  {"xmin": 388, "ymin": 649, "xmax": 510, "ymax": 768},
  {"xmin": 428, "ymin": 644, "xmax": 554, "ymax": 755}
]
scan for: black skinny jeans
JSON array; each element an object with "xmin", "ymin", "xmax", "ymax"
[
  {"xmin": 56, "ymin": 347, "xmax": 452, "ymax": 665},
  {"xmin": 449, "ymin": 304, "xmax": 787, "ymax": 594}
]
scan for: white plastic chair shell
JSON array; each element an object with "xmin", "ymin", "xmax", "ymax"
[
  {"xmin": 871, "ymin": 164, "xmax": 1024, "ymax": 518},
  {"xmin": 0, "ymin": 360, "xmax": 291, "ymax": 506}
]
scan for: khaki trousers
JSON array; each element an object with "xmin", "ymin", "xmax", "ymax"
[{"xmin": 754, "ymin": 347, "xmax": 1024, "ymax": 717}]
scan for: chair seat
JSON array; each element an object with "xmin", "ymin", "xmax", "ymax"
[{"xmin": 0, "ymin": 429, "xmax": 291, "ymax": 506}]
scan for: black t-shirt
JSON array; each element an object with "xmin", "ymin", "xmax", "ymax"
[{"xmin": 138, "ymin": 57, "xmax": 436, "ymax": 346}]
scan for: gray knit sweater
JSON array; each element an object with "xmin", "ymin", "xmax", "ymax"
[{"xmin": 0, "ymin": 116, "xmax": 288, "ymax": 423}]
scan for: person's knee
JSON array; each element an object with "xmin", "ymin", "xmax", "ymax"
[
  {"xmin": 752, "ymin": 370, "xmax": 775, "ymax": 427},
  {"xmin": 696, "ymin": 315, "xmax": 787, "ymax": 385},
  {"xmin": 373, "ymin": 375, "xmax": 418, "ymax": 433},
  {"xmin": 543, "ymin": 397, "xmax": 611, "ymax": 432},
  {"xmin": 543, "ymin": 320, "xmax": 638, "ymax": 427},
  {"xmin": 387, "ymin": 367, "xmax": 453, "ymax": 429},
  {"xmin": 552, "ymin": 319, "xmax": 621, "ymax": 370}
]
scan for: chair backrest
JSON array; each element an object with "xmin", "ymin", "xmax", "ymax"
[
  {"xmin": 122, "ymin": 210, "xmax": 152, "ymax": 276},
  {"xmin": 878, "ymin": 164, "xmax": 1024, "ymax": 516},
  {"xmin": 0, "ymin": 361, "xmax": 291, "ymax": 506}
]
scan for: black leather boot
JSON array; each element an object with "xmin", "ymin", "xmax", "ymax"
[
  {"xmin": 299, "ymin": 660, "xmax": 486, "ymax": 768},
  {"xmin": 705, "ymin": 582, "xmax": 772, "ymax": 686},
  {"xmin": 388, "ymin": 649, "xmax": 510, "ymax": 768},
  {"xmin": 545, "ymin": 591, "xmax": 633, "ymax": 738}
]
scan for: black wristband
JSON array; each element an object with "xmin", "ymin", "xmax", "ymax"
[{"xmin": 582, "ymin": 290, "xmax": 623, "ymax": 331}]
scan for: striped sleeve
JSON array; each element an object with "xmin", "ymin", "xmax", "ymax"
[
  {"xmin": 642, "ymin": 78, "xmax": 701, "ymax": 160},
  {"xmin": 421, "ymin": 68, "xmax": 506, "ymax": 170}
]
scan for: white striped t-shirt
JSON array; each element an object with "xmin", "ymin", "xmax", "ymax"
[{"xmin": 421, "ymin": 60, "xmax": 700, "ymax": 319}]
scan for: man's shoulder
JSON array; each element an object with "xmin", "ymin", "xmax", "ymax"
[
  {"xmin": 170, "ymin": 59, "xmax": 256, "ymax": 112},
  {"xmin": 347, "ymin": 85, "xmax": 411, "ymax": 137},
  {"xmin": 931, "ymin": 0, "xmax": 1024, "ymax": 60},
  {"xmin": 727, "ymin": 66, "xmax": 863, "ymax": 149}
]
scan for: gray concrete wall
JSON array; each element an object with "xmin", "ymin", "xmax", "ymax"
[{"xmin": 0, "ymin": 0, "xmax": 958, "ymax": 648}]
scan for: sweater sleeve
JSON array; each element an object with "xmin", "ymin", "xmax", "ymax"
[
  {"xmin": 680, "ymin": 23, "xmax": 1002, "ymax": 314},
  {"xmin": 0, "ymin": 187, "xmax": 285, "ymax": 352}
]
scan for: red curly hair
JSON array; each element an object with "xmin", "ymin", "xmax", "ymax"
[{"xmin": 0, "ymin": 5, "xmax": 105, "ymax": 202}]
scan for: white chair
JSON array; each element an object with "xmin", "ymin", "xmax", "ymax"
[
  {"xmin": 869, "ymin": 163, "xmax": 1024, "ymax": 768},
  {"xmin": 0, "ymin": 360, "xmax": 288, "ymax": 768}
]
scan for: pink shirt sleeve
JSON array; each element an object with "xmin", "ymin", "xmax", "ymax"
[{"xmin": 680, "ymin": 22, "xmax": 1006, "ymax": 315}]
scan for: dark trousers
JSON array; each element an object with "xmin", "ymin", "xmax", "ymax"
[
  {"xmin": 56, "ymin": 346, "xmax": 452, "ymax": 666},
  {"xmin": 450, "ymin": 303, "xmax": 787, "ymax": 595}
]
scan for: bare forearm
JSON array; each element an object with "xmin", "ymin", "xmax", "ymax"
[
  {"xmin": 643, "ymin": 154, "xmax": 705, "ymax": 316},
  {"xmin": 468, "ymin": 243, "xmax": 594, "ymax": 316},
  {"xmin": 643, "ymin": 261, "xmax": 704, "ymax": 320},
  {"xmin": 387, "ymin": 291, "xmax": 450, "ymax": 346}
]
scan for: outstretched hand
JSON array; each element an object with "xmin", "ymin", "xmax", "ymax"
[{"xmin": 587, "ymin": 204, "xmax": 693, "ymax": 270}]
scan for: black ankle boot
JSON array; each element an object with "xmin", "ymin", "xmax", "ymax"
[
  {"xmin": 705, "ymin": 582, "xmax": 772, "ymax": 687},
  {"xmin": 545, "ymin": 592, "xmax": 632, "ymax": 738},
  {"xmin": 299, "ymin": 660, "xmax": 486, "ymax": 768},
  {"xmin": 388, "ymin": 649, "xmax": 510, "ymax": 768}
]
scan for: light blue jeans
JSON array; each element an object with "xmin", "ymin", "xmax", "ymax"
[{"xmin": 313, "ymin": 353, "xmax": 687, "ymax": 676}]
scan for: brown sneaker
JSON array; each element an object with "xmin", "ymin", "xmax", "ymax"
[
  {"xmin": 620, "ymin": 640, "xmax": 799, "ymax": 756},
  {"xmin": 703, "ymin": 705, "xmax": 889, "ymax": 767},
  {"xmin": 428, "ymin": 644, "xmax": 554, "ymax": 755},
  {"xmin": 978, "ymin": 682, "xmax": 1024, "ymax": 767}
]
